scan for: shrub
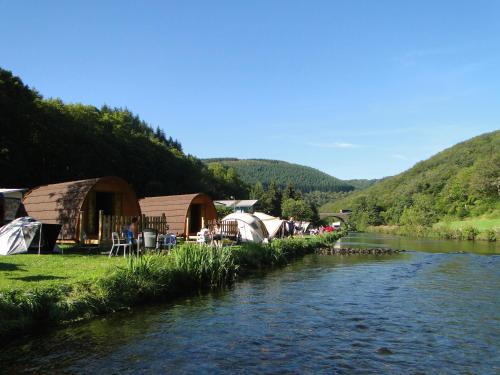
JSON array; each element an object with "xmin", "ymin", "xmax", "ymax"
[{"xmin": 461, "ymin": 226, "xmax": 480, "ymax": 240}]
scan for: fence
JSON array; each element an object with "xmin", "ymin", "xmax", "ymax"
[
  {"xmin": 95, "ymin": 211, "xmax": 169, "ymax": 243},
  {"xmin": 207, "ymin": 219, "xmax": 239, "ymax": 241}
]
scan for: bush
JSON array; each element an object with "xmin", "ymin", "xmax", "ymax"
[{"xmin": 461, "ymin": 226, "xmax": 480, "ymax": 240}]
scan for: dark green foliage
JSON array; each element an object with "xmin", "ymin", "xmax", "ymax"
[
  {"xmin": 258, "ymin": 180, "xmax": 282, "ymax": 216},
  {"xmin": 344, "ymin": 178, "xmax": 381, "ymax": 189},
  {"xmin": 215, "ymin": 204, "xmax": 234, "ymax": 219},
  {"xmin": 304, "ymin": 190, "xmax": 352, "ymax": 208},
  {"xmin": 322, "ymin": 131, "xmax": 500, "ymax": 228},
  {"xmin": 0, "ymin": 68, "xmax": 245, "ymax": 199},
  {"xmin": 203, "ymin": 158, "xmax": 355, "ymax": 193},
  {"xmin": 281, "ymin": 198, "xmax": 313, "ymax": 221}
]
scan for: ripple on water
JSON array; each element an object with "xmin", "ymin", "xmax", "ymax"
[{"xmin": 1, "ymin": 238, "xmax": 499, "ymax": 374}]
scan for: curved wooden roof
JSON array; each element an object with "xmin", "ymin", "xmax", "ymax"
[
  {"xmin": 24, "ymin": 178, "xmax": 99, "ymax": 224},
  {"xmin": 23, "ymin": 176, "xmax": 140, "ymax": 239},
  {"xmin": 139, "ymin": 193, "xmax": 216, "ymax": 236}
]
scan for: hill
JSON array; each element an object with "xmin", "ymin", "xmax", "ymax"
[
  {"xmin": 203, "ymin": 158, "xmax": 355, "ymax": 193},
  {"xmin": 0, "ymin": 68, "xmax": 247, "ymax": 199},
  {"xmin": 344, "ymin": 178, "xmax": 381, "ymax": 190},
  {"xmin": 321, "ymin": 131, "xmax": 500, "ymax": 228}
]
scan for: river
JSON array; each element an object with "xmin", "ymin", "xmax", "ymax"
[{"xmin": 2, "ymin": 233, "xmax": 499, "ymax": 374}]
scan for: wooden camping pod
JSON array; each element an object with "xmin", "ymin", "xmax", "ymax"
[
  {"xmin": 23, "ymin": 176, "xmax": 141, "ymax": 242},
  {"xmin": 139, "ymin": 193, "xmax": 217, "ymax": 237}
]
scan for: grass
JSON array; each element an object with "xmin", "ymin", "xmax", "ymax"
[
  {"xmin": 0, "ymin": 253, "xmax": 127, "ymax": 291},
  {"xmin": 0, "ymin": 232, "xmax": 344, "ymax": 340},
  {"xmin": 367, "ymin": 214, "xmax": 500, "ymax": 241},
  {"xmin": 435, "ymin": 217, "xmax": 500, "ymax": 231}
]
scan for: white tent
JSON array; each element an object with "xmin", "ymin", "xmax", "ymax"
[
  {"xmin": 221, "ymin": 212, "xmax": 269, "ymax": 244},
  {"xmin": 0, "ymin": 217, "xmax": 42, "ymax": 255},
  {"xmin": 296, "ymin": 221, "xmax": 311, "ymax": 235},
  {"xmin": 253, "ymin": 212, "xmax": 286, "ymax": 239}
]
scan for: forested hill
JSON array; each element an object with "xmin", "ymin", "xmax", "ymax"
[
  {"xmin": 203, "ymin": 158, "xmax": 355, "ymax": 193},
  {"xmin": 0, "ymin": 68, "xmax": 247, "ymax": 199},
  {"xmin": 321, "ymin": 131, "xmax": 500, "ymax": 227}
]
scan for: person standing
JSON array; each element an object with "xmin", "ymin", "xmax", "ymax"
[{"xmin": 287, "ymin": 217, "xmax": 295, "ymax": 237}]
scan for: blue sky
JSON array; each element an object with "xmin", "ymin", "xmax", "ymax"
[{"xmin": 1, "ymin": 0, "xmax": 499, "ymax": 179}]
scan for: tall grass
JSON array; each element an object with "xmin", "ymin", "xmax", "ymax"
[
  {"xmin": 367, "ymin": 224, "xmax": 498, "ymax": 242},
  {"xmin": 0, "ymin": 231, "xmax": 344, "ymax": 340}
]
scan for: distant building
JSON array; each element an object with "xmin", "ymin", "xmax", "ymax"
[{"xmin": 215, "ymin": 199, "xmax": 258, "ymax": 213}]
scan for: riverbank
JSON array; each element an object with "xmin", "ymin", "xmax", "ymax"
[
  {"xmin": 0, "ymin": 232, "xmax": 344, "ymax": 341},
  {"xmin": 366, "ymin": 223, "xmax": 499, "ymax": 241}
]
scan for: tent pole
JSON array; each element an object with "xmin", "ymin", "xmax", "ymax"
[{"xmin": 38, "ymin": 223, "xmax": 42, "ymax": 255}]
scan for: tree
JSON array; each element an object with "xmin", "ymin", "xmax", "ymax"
[
  {"xmin": 250, "ymin": 181, "xmax": 265, "ymax": 199},
  {"xmin": 399, "ymin": 194, "xmax": 437, "ymax": 227},
  {"xmin": 281, "ymin": 198, "xmax": 313, "ymax": 221},
  {"xmin": 283, "ymin": 182, "xmax": 300, "ymax": 200},
  {"xmin": 470, "ymin": 155, "xmax": 500, "ymax": 198}
]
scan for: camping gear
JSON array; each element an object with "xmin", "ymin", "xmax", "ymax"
[
  {"xmin": 221, "ymin": 213, "xmax": 269, "ymax": 244},
  {"xmin": 30, "ymin": 223, "xmax": 62, "ymax": 253},
  {"xmin": 143, "ymin": 228, "xmax": 158, "ymax": 248},
  {"xmin": 253, "ymin": 212, "xmax": 286, "ymax": 239},
  {"xmin": 0, "ymin": 217, "xmax": 42, "ymax": 255}
]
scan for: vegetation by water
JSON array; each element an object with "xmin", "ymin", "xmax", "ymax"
[
  {"xmin": 0, "ymin": 68, "xmax": 247, "ymax": 198},
  {"xmin": 0, "ymin": 232, "xmax": 343, "ymax": 340},
  {"xmin": 366, "ymin": 215, "xmax": 500, "ymax": 241},
  {"xmin": 321, "ymin": 131, "xmax": 500, "ymax": 234}
]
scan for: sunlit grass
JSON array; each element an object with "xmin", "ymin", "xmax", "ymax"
[
  {"xmin": 436, "ymin": 217, "xmax": 500, "ymax": 231},
  {"xmin": 0, "ymin": 253, "xmax": 127, "ymax": 291}
]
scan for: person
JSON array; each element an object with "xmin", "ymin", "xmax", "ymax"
[
  {"xmin": 287, "ymin": 217, "xmax": 295, "ymax": 237},
  {"xmin": 125, "ymin": 217, "xmax": 139, "ymax": 250},
  {"xmin": 211, "ymin": 223, "xmax": 222, "ymax": 248}
]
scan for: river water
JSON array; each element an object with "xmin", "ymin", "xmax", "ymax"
[{"xmin": 2, "ymin": 233, "xmax": 499, "ymax": 374}]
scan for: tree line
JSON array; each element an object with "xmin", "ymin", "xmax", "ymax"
[
  {"xmin": 248, "ymin": 181, "xmax": 321, "ymax": 224},
  {"xmin": 0, "ymin": 68, "xmax": 248, "ymax": 199},
  {"xmin": 204, "ymin": 158, "xmax": 355, "ymax": 193}
]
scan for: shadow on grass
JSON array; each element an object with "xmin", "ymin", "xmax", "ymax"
[
  {"xmin": 9, "ymin": 275, "xmax": 68, "ymax": 282},
  {"xmin": 0, "ymin": 263, "xmax": 24, "ymax": 271}
]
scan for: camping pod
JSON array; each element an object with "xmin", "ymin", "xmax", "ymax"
[
  {"xmin": 139, "ymin": 193, "xmax": 217, "ymax": 238},
  {"xmin": 23, "ymin": 177, "xmax": 141, "ymax": 243},
  {"xmin": 222, "ymin": 212, "xmax": 269, "ymax": 244}
]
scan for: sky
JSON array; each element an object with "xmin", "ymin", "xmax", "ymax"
[{"xmin": 1, "ymin": 0, "xmax": 499, "ymax": 179}]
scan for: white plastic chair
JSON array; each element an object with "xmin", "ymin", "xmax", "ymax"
[{"xmin": 109, "ymin": 232, "xmax": 131, "ymax": 257}]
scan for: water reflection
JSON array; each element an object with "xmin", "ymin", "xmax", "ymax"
[{"xmin": 2, "ymin": 234, "xmax": 499, "ymax": 374}]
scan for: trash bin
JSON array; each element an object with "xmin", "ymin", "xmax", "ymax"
[{"xmin": 143, "ymin": 228, "xmax": 157, "ymax": 248}]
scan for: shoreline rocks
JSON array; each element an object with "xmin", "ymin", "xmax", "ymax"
[{"xmin": 316, "ymin": 247, "xmax": 402, "ymax": 255}]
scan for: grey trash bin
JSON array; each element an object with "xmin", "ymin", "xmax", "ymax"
[{"xmin": 143, "ymin": 228, "xmax": 157, "ymax": 249}]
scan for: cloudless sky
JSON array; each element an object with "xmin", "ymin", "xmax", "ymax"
[{"xmin": 1, "ymin": 0, "xmax": 499, "ymax": 179}]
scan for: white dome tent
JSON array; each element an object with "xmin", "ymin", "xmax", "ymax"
[
  {"xmin": 252, "ymin": 212, "xmax": 286, "ymax": 239},
  {"xmin": 221, "ymin": 213, "xmax": 269, "ymax": 244},
  {"xmin": 0, "ymin": 217, "xmax": 42, "ymax": 255}
]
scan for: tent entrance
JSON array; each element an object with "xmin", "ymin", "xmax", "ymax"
[{"xmin": 188, "ymin": 204, "xmax": 202, "ymax": 235}]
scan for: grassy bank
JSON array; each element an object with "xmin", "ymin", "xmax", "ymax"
[
  {"xmin": 367, "ymin": 221, "xmax": 499, "ymax": 241},
  {"xmin": 0, "ymin": 232, "xmax": 343, "ymax": 340}
]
